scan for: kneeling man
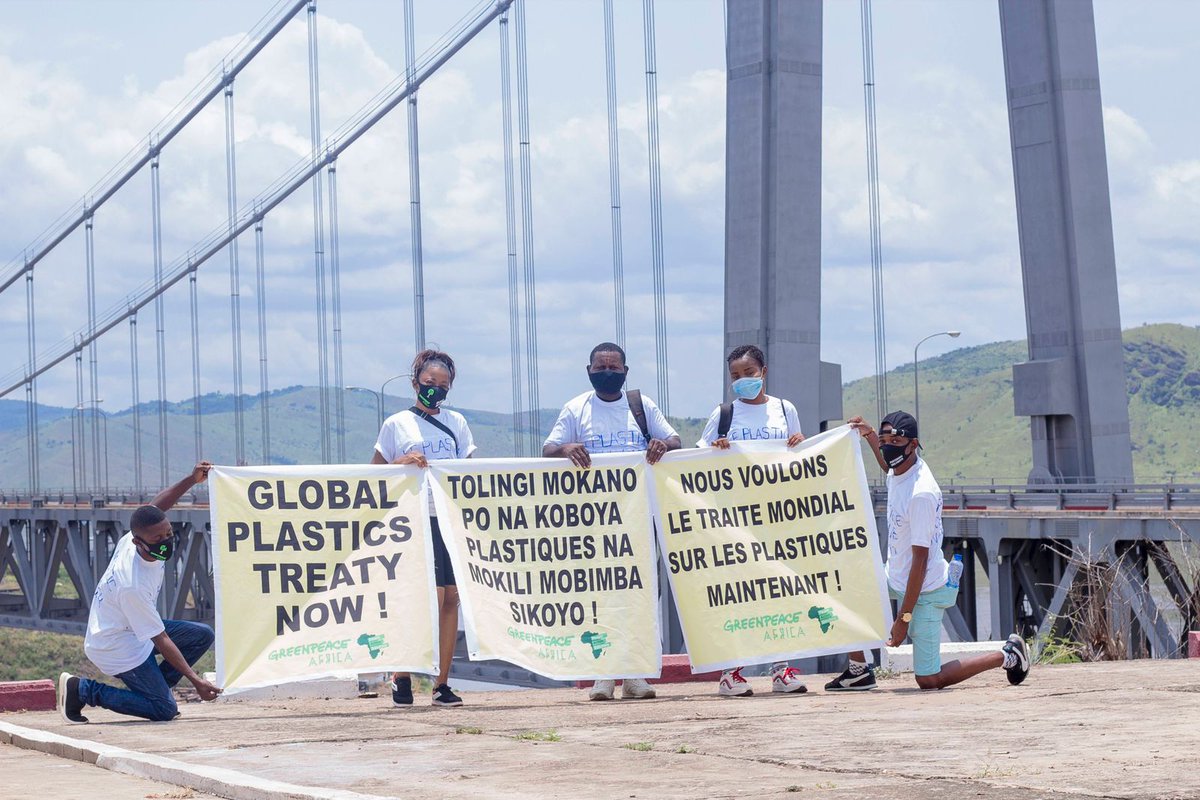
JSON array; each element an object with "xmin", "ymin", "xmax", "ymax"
[{"xmin": 58, "ymin": 463, "xmax": 222, "ymax": 723}]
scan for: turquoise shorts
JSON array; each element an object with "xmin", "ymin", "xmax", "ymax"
[{"xmin": 888, "ymin": 583, "xmax": 959, "ymax": 676}]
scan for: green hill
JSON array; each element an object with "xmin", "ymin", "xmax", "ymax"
[
  {"xmin": 2, "ymin": 323, "xmax": 1197, "ymax": 489},
  {"xmin": 842, "ymin": 323, "xmax": 1200, "ymax": 482}
]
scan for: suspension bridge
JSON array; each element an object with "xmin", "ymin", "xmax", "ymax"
[{"xmin": 0, "ymin": 0, "xmax": 1196, "ymax": 680}]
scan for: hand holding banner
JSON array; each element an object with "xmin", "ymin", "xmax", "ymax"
[
  {"xmin": 209, "ymin": 465, "xmax": 438, "ymax": 693},
  {"xmin": 429, "ymin": 454, "xmax": 661, "ymax": 681},
  {"xmin": 651, "ymin": 426, "xmax": 891, "ymax": 672}
]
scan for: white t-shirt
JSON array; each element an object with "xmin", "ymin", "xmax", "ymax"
[
  {"xmin": 84, "ymin": 533, "xmax": 166, "ymax": 676},
  {"xmin": 544, "ymin": 390, "xmax": 678, "ymax": 454},
  {"xmin": 884, "ymin": 457, "xmax": 949, "ymax": 594},
  {"xmin": 696, "ymin": 395, "xmax": 801, "ymax": 446},
  {"xmin": 375, "ymin": 407, "xmax": 477, "ymax": 513}
]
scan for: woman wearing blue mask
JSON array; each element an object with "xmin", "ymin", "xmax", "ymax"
[
  {"xmin": 698, "ymin": 344, "xmax": 806, "ymax": 697},
  {"xmin": 698, "ymin": 344, "xmax": 805, "ymax": 452}
]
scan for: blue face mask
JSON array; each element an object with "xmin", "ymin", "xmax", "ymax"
[{"xmin": 731, "ymin": 376, "xmax": 764, "ymax": 400}]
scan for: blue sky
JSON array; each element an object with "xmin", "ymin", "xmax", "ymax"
[{"xmin": 0, "ymin": 0, "xmax": 1196, "ymax": 419}]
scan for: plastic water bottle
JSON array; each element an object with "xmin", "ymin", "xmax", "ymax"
[{"xmin": 946, "ymin": 553, "xmax": 964, "ymax": 589}]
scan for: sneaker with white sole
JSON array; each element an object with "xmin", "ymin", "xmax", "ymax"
[
  {"xmin": 391, "ymin": 675, "xmax": 413, "ymax": 707},
  {"xmin": 621, "ymin": 677, "xmax": 656, "ymax": 699},
  {"xmin": 1003, "ymin": 633, "xmax": 1031, "ymax": 685},
  {"xmin": 432, "ymin": 683, "xmax": 464, "ymax": 706},
  {"xmin": 823, "ymin": 665, "xmax": 877, "ymax": 692},
  {"xmin": 57, "ymin": 672, "xmax": 88, "ymax": 724},
  {"xmin": 770, "ymin": 662, "xmax": 808, "ymax": 694},
  {"xmin": 588, "ymin": 679, "xmax": 616, "ymax": 701},
  {"xmin": 717, "ymin": 667, "xmax": 753, "ymax": 697}
]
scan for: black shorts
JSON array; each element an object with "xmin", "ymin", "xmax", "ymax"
[{"xmin": 430, "ymin": 517, "xmax": 455, "ymax": 587}]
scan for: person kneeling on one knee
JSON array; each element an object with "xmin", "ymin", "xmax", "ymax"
[{"xmin": 58, "ymin": 463, "xmax": 222, "ymax": 724}]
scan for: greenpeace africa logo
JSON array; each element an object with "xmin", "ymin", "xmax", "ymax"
[
  {"xmin": 580, "ymin": 631, "xmax": 610, "ymax": 659},
  {"xmin": 357, "ymin": 633, "xmax": 388, "ymax": 659},
  {"xmin": 808, "ymin": 606, "xmax": 838, "ymax": 634}
]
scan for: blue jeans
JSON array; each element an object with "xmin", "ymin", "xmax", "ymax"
[{"xmin": 79, "ymin": 620, "xmax": 214, "ymax": 721}]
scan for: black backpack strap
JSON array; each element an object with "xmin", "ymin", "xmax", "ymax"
[
  {"xmin": 717, "ymin": 402, "xmax": 734, "ymax": 439},
  {"xmin": 408, "ymin": 406, "xmax": 460, "ymax": 457},
  {"xmin": 625, "ymin": 389, "xmax": 652, "ymax": 444}
]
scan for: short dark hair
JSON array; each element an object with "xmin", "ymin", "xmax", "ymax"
[
  {"xmin": 130, "ymin": 505, "xmax": 167, "ymax": 534},
  {"xmin": 727, "ymin": 344, "xmax": 765, "ymax": 369},
  {"xmin": 411, "ymin": 349, "xmax": 456, "ymax": 385},
  {"xmin": 589, "ymin": 342, "xmax": 626, "ymax": 366}
]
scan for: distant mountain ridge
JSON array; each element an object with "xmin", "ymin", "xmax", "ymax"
[{"xmin": 1, "ymin": 323, "xmax": 1197, "ymax": 488}]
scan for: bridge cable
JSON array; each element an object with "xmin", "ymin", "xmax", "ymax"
[
  {"xmin": 642, "ymin": 0, "xmax": 670, "ymax": 414},
  {"xmin": 224, "ymin": 71, "xmax": 247, "ymax": 466},
  {"xmin": 254, "ymin": 207, "xmax": 271, "ymax": 464},
  {"xmin": 150, "ymin": 151, "xmax": 170, "ymax": 486},
  {"xmin": 603, "ymin": 0, "xmax": 626, "ymax": 349},
  {"xmin": 405, "ymin": 0, "xmax": 427, "ymax": 354},
  {"xmin": 306, "ymin": 1, "xmax": 332, "ymax": 463},
  {"xmin": 499, "ymin": 11, "xmax": 526, "ymax": 456},
  {"xmin": 860, "ymin": 0, "xmax": 888, "ymax": 422},
  {"xmin": 514, "ymin": 0, "xmax": 541, "ymax": 455}
]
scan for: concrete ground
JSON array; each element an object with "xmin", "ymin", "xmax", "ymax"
[
  {"xmin": 0, "ymin": 743, "xmax": 224, "ymax": 800},
  {"xmin": 2, "ymin": 660, "xmax": 1198, "ymax": 800}
]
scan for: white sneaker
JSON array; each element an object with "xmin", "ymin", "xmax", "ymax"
[
  {"xmin": 621, "ymin": 677, "xmax": 657, "ymax": 699},
  {"xmin": 770, "ymin": 662, "xmax": 808, "ymax": 694},
  {"xmin": 588, "ymin": 679, "xmax": 616, "ymax": 701},
  {"xmin": 717, "ymin": 667, "xmax": 753, "ymax": 696}
]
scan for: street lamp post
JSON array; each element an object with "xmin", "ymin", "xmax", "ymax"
[
  {"xmin": 347, "ymin": 386, "xmax": 383, "ymax": 431},
  {"xmin": 379, "ymin": 373, "xmax": 410, "ymax": 422},
  {"xmin": 913, "ymin": 331, "xmax": 961, "ymax": 428}
]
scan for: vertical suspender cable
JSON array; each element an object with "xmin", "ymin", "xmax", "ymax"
[
  {"xmin": 327, "ymin": 156, "xmax": 346, "ymax": 462},
  {"xmin": 129, "ymin": 311, "xmax": 142, "ymax": 492},
  {"xmin": 254, "ymin": 208, "xmax": 271, "ymax": 464},
  {"xmin": 188, "ymin": 257, "xmax": 203, "ymax": 464},
  {"xmin": 85, "ymin": 211, "xmax": 101, "ymax": 489},
  {"xmin": 307, "ymin": 0, "xmax": 331, "ymax": 462},
  {"xmin": 404, "ymin": 0, "xmax": 426, "ymax": 353},
  {"xmin": 603, "ymin": 0, "xmax": 626, "ymax": 349},
  {"xmin": 151, "ymin": 149, "xmax": 169, "ymax": 485},
  {"xmin": 642, "ymin": 0, "xmax": 670, "ymax": 414},
  {"xmin": 75, "ymin": 340, "xmax": 86, "ymax": 493},
  {"xmin": 514, "ymin": 0, "xmax": 540, "ymax": 454},
  {"xmin": 860, "ymin": 0, "xmax": 887, "ymax": 422},
  {"xmin": 224, "ymin": 71, "xmax": 246, "ymax": 465},
  {"xmin": 499, "ymin": 11, "xmax": 525, "ymax": 457},
  {"xmin": 24, "ymin": 260, "xmax": 39, "ymax": 493}
]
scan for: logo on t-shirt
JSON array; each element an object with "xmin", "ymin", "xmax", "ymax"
[
  {"xmin": 421, "ymin": 436, "xmax": 457, "ymax": 457},
  {"xmin": 584, "ymin": 429, "xmax": 647, "ymax": 452}
]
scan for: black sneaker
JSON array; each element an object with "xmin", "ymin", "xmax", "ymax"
[
  {"xmin": 432, "ymin": 683, "xmax": 463, "ymax": 706},
  {"xmin": 391, "ymin": 676, "xmax": 413, "ymax": 707},
  {"xmin": 823, "ymin": 666, "xmax": 877, "ymax": 692},
  {"xmin": 1003, "ymin": 634, "xmax": 1030, "ymax": 685},
  {"xmin": 57, "ymin": 672, "xmax": 88, "ymax": 724}
]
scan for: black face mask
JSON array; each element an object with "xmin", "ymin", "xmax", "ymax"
[
  {"xmin": 417, "ymin": 384, "xmax": 449, "ymax": 409},
  {"xmin": 136, "ymin": 534, "xmax": 174, "ymax": 562},
  {"xmin": 588, "ymin": 368, "xmax": 627, "ymax": 395},
  {"xmin": 879, "ymin": 442, "xmax": 911, "ymax": 469}
]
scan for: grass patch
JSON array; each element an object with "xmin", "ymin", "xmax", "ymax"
[
  {"xmin": 675, "ymin": 744, "xmax": 695, "ymax": 754},
  {"xmin": 514, "ymin": 730, "xmax": 561, "ymax": 742},
  {"xmin": 785, "ymin": 788, "xmax": 801, "ymax": 794},
  {"xmin": 622, "ymin": 741, "xmax": 654, "ymax": 752},
  {"xmin": 456, "ymin": 726, "xmax": 483, "ymax": 735},
  {"xmin": 0, "ymin": 626, "xmax": 216, "ymax": 682}
]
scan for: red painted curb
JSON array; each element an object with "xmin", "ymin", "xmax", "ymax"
[
  {"xmin": 0, "ymin": 680, "xmax": 56, "ymax": 712},
  {"xmin": 576, "ymin": 655, "xmax": 735, "ymax": 688},
  {"xmin": 1188, "ymin": 631, "xmax": 1200, "ymax": 659}
]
